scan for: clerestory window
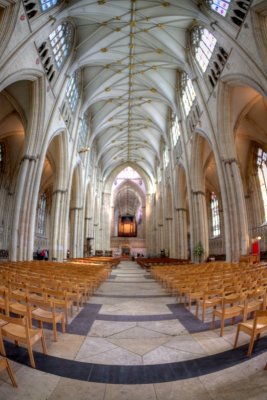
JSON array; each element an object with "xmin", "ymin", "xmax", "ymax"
[
  {"xmin": 49, "ymin": 22, "xmax": 73, "ymax": 69},
  {"xmin": 171, "ymin": 113, "xmax": 181, "ymax": 146},
  {"xmin": 181, "ymin": 73, "xmax": 196, "ymax": 116},
  {"xmin": 207, "ymin": 0, "xmax": 231, "ymax": 17},
  {"xmin": 66, "ymin": 72, "xmax": 80, "ymax": 112},
  {"xmin": 40, "ymin": 0, "xmax": 58, "ymax": 11},
  {"xmin": 192, "ymin": 27, "xmax": 217, "ymax": 73}
]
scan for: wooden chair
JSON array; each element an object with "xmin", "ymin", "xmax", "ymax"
[
  {"xmin": 29, "ymin": 297, "xmax": 65, "ymax": 342},
  {"xmin": 234, "ymin": 310, "xmax": 267, "ymax": 356},
  {"xmin": 0, "ymin": 356, "xmax": 17, "ymax": 387},
  {"xmin": 0, "ymin": 314, "xmax": 47, "ymax": 368},
  {"xmin": 196, "ymin": 288, "xmax": 224, "ymax": 322},
  {"xmin": 8, "ymin": 290, "xmax": 33, "ymax": 327},
  {"xmin": 212, "ymin": 292, "xmax": 246, "ymax": 336},
  {"xmin": 44, "ymin": 289, "xmax": 73, "ymax": 324}
]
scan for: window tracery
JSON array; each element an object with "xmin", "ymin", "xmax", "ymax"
[
  {"xmin": 211, "ymin": 192, "xmax": 220, "ymax": 237},
  {"xmin": 49, "ymin": 23, "xmax": 73, "ymax": 69},
  {"xmin": 257, "ymin": 148, "xmax": 267, "ymax": 222},
  {"xmin": 192, "ymin": 27, "xmax": 217, "ymax": 73},
  {"xmin": 181, "ymin": 73, "xmax": 196, "ymax": 116},
  {"xmin": 171, "ymin": 113, "xmax": 181, "ymax": 147},
  {"xmin": 36, "ymin": 193, "xmax": 46, "ymax": 235}
]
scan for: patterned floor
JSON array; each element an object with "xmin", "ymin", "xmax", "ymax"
[{"xmin": 0, "ymin": 261, "xmax": 267, "ymax": 399}]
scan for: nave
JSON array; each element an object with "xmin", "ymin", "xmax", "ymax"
[{"xmin": 0, "ymin": 261, "xmax": 266, "ymax": 400}]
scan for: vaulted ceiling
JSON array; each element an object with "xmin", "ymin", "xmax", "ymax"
[{"xmin": 60, "ymin": 0, "xmax": 203, "ymax": 181}]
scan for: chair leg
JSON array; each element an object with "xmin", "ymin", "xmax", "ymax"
[
  {"xmin": 41, "ymin": 332, "xmax": 47, "ymax": 355},
  {"xmin": 220, "ymin": 317, "xmax": 225, "ymax": 337},
  {"xmin": 234, "ymin": 325, "xmax": 240, "ymax": 348},
  {"xmin": 247, "ymin": 334, "xmax": 256, "ymax": 356},
  {"xmin": 5, "ymin": 358, "xmax": 17, "ymax": 387},
  {"xmin": 52, "ymin": 321, "xmax": 57, "ymax": 342},
  {"xmin": 27, "ymin": 346, "xmax": 36, "ymax": 368}
]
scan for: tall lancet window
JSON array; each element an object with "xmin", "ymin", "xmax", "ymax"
[
  {"xmin": 171, "ymin": 113, "xmax": 181, "ymax": 146},
  {"xmin": 192, "ymin": 27, "xmax": 217, "ymax": 73},
  {"xmin": 181, "ymin": 72, "xmax": 196, "ymax": 116},
  {"xmin": 37, "ymin": 193, "xmax": 47, "ymax": 235},
  {"xmin": 211, "ymin": 192, "xmax": 220, "ymax": 236},
  {"xmin": 257, "ymin": 148, "xmax": 267, "ymax": 221},
  {"xmin": 206, "ymin": 0, "xmax": 231, "ymax": 17},
  {"xmin": 66, "ymin": 72, "xmax": 80, "ymax": 112},
  {"xmin": 49, "ymin": 22, "xmax": 73, "ymax": 69}
]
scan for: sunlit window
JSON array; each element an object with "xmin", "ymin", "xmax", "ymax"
[
  {"xmin": 171, "ymin": 113, "xmax": 181, "ymax": 146},
  {"xmin": 40, "ymin": 0, "xmax": 58, "ymax": 11},
  {"xmin": 78, "ymin": 114, "xmax": 88, "ymax": 148},
  {"xmin": 211, "ymin": 192, "xmax": 220, "ymax": 236},
  {"xmin": 37, "ymin": 193, "xmax": 46, "ymax": 235},
  {"xmin": 181, "ymin": 72, "xmax": 196, "ymax": 116},
  {"xmin": 207, "ymin": 0, "xmax": 231, "ymax": 17},
  {"xmin": 66, "ymin": 72, "xmax": 79, "ymax": 112},
  {"xmin": 49, "ymin": 23, "xmax": 73, "ymax": 69},
  {"xmin": 192, "ymin": 27, "xmax": 217, "ymax": 72},
  {"xmin": 163, "ymin": 147, "xmax": 169, "ymax": 168},
  {"xmin": 257, "ymin": 148, "xmax": 267, "ymax": 221},
  {"xmin": 112, "ymin": 167, "xmax": 145, "ymax": 193}
]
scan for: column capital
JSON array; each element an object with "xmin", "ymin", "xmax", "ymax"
[
  {"xmin": 176, "ymin": 208, "xmax": 187, "ymax": 212},
  {"xmin": 192, "ymin": 190, "xmax": 205, "ymax": 196}
]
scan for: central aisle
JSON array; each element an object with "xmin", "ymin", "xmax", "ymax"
[{"xmin": 0, "ymin": 261, "xmax": 266, "ymax": 400}]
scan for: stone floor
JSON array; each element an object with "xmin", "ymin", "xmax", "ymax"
[{"xmin": 0, "ymin": 260, "xmax": 267, "ymax": 399}]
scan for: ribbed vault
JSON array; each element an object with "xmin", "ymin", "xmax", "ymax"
[{"xmin": 59, "ymin": 0, "xmax": 202, "ymax": 179}]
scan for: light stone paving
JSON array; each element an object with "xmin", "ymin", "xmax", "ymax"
[{"xmin": 0, "ymin": 260, "xmax": 266, "ymax": 399}]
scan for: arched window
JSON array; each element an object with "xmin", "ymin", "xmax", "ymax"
[
  {"xmin": 49, "ymin": 22, "xmax": 73, "ymax": 69},
  {"xmin": 78, "ymin": 114, "xmax": 89, "ymax": 148},
  {"xmin": 163, "ymin": 147, "xmax": 169, "ymax": 168},
  {"xmin": 171, "ymin": 113, "xmax": 181, "ymax": 146},
  {"xmin": 256, "ymin": 148, "xmax": 267, "ymax": 221},
  {"xmin": 181, "ymin": 72, "xmax": 196, "ymax": 116},
  {"xmin": 37, "ymin": 193, "xmax": 46, "ymax": 235},
  {"xmin": 211, "ymin": 192, "xmax": 220, "ymax": 236},
  {"xmin": 207, "ymin": 0, "xmax": 231, "ymax": 17},
  {"xmin": 192, "ymin": 27, "xmax": 217, "ymax": 72},
  {"xmin": 66, "ymin": 72, "xmax": 80, "ymax": 112},
  {"xmin": 40, "ymin": 0, "xmax": 59, "ymax": 11}
]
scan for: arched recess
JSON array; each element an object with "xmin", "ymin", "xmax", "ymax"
[
  {"xmin": 216, "ymin": 76, "xmax": 266, "ymax": 260},
  {"xmin": 110, "ymin": 177, "xmax": 147, "ymax": 257},
  {"xmin": 0, "ymin": 87, "xmax": 25, "ymax": 259},
  {"xmin": 190, "ymin": 131, "xmax": 220, "ymax": 262},
  {"xmin": 233, "ymin": 86, "xmax": 267, "ymax": 256},
  {"xmin": 68, "ymin": 163, "xmax": 83, "ymax": 258},
  {"xmin": 33, "ymin": 130, "xmax": 69, "ymax": 261},
  {"xmin": 174, "ymin": 164, "xmax": 190, "ymax": 260}
]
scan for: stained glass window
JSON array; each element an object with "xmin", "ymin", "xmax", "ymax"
[
  {"xmin": 40, "ymin": 0, "xmax": 58, "ymax": 11},
  {"xmin": 211, "ymin": 192, "xmax": 220, "ymax": 236},
  {"xmin": 192, "ymin": 27, "xmax": 217, "ymax": 72},
  {"xmin": 37, "ymin": 193, "xmax": 46, "ymax": 235},
  {"xmin": 257, "ymin": 148, "xmax": 267, "ymax": 221},
  {"xmin": 66, "ymin": 72, "xmax": 79, "ymax": 112},
  {"xmin": 49, "ymin": 23, "xmax": 73, "ymax": 69},
  {"xmin": 79, "ymin": 114, "xmax": 88, "ymax": 148},
  {"xmin": 207, "ymin": 0, "xmax": 231, "ymax": 17},
  {"xmin": 171, "ymin": 113, "xmax": 180, "ymax": 146},
  {"xmin": 163, "ymin": 147, "xmax": 169, "ymax": 168},
  {"xmin": 181, "ymin": 72, "xmax": 196, "ymax": 116}
]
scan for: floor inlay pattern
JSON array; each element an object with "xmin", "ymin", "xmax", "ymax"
[{"xmin": 1, "ymin": 261, "xmax": 267, "ymax": 399}]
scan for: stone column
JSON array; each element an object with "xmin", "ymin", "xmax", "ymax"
[
  {"xmin": 101, "ymin": 192, "xmax": 111, "ymax": 251},
  {"xmin": 222, "ymin": 158, "xmax": 249, "ymax": 261},
  {"xmin": 51, "ymin": 189, "xmax": 68, "ymax": 261},
  {"xmin": 191, "ymin": 190, "xmax": 209, "ymax": 262},
  {"xmin": 175, "ymin": 208, "xmax": 188, "ymax": 259}
]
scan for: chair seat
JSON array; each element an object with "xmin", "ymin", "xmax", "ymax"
[
  {"xmin": 2, "ymin": 323, "xmax": 42, "ymax": 342},
  {"xmin": 32, "ymin": 307, "xmax": 63, "ymax": 321}
]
